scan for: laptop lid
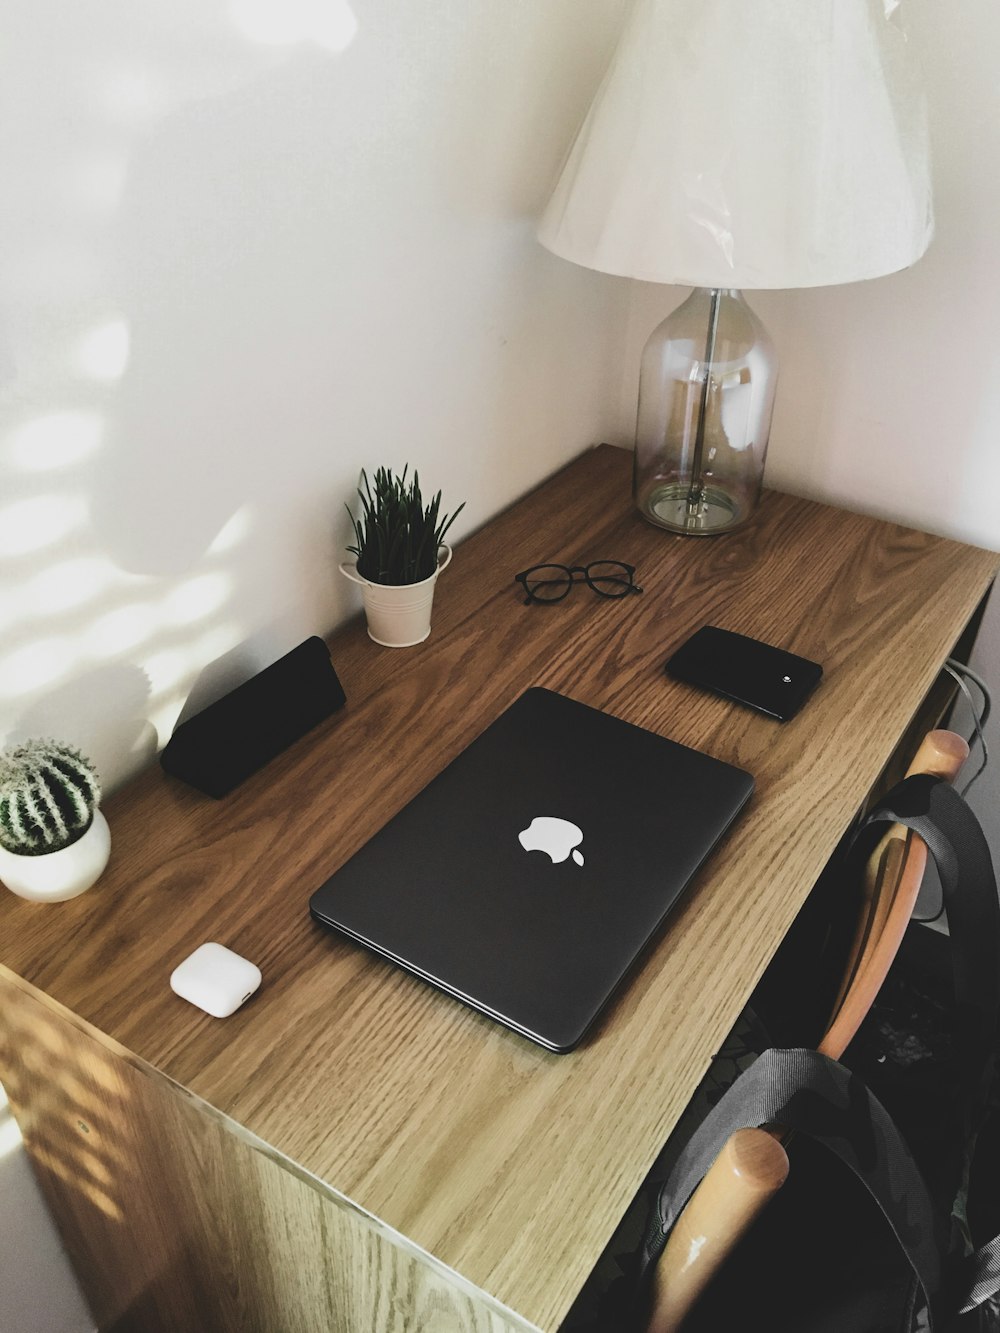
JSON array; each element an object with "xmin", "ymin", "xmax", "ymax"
[{"xmin": 309, "ymin": 688, "xmax": 753, "ymax": 1052}]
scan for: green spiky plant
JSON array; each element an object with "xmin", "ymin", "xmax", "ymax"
[
  {"xmin": 346, "ymin": 466, "xmax": 465, "ymax": 586},
  {"xmin": 0, "ymin": 739, "xmax": 101, "ymax": 856}
]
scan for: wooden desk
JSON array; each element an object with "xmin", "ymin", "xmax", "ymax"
[{"xmin": 1, "ymin": 445, "xmax": 996, "ymax": 1332}]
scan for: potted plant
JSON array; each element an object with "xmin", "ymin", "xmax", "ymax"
[
  {"xmin": 341, "ymin": 466, "xmax": 465, "ymax": 647},
  {"xmin": 0, "ymin": 739, "xmax": 110, "ymax": 902}
]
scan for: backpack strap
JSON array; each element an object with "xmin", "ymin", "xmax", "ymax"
[
  {"xmin": 851, "ymin": 775, "xmax": 1000, "ymax": 1136},
  {"xmin": 843, "ymin": 775, "xmax": 1000, "ymax": 1316},
  {"xmin": 637, "ymin": 1047, "xmax": 943, "ymax": 1325},
  {"xmin": 852, "ymin": 775, "xmax": 1000, "ymax": 1314}
]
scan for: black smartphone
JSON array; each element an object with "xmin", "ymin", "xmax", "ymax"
[{"xmin": 665, "ymin": 626, "xmax": 823, "ymax": 722}]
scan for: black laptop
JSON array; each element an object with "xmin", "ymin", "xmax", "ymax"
[{"xmin": 309, "ymin": 688, "xmax": 753, "ymax": 1052}]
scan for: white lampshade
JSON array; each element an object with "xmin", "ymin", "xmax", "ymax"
[{"xmin": 539, "ymin": 0, "xmax": 934, "ymax": 289}]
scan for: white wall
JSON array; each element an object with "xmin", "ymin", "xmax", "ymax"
[
  {"xmin": 0, "ymin": 0, "xmax": 631, "ymax": 793},
  {"xmin": 0, "ymin": 3, "xmax": 629, "ymax": 1327}
]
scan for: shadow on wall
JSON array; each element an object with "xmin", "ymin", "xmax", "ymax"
[
  {"xmin": 9, "ymin": 665, "xmax": 156, "ymax": 789},
  {"xmin": 0, "ymin": 15, "xmax": 364, "ymax": 787}
]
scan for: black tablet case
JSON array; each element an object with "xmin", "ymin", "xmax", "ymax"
[{"xmin": 160, "ymin": 636, "xmax": 346, "ymax": 798}]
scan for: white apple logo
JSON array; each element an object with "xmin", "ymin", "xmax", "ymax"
[{"xmin": 518, "ymin": 816, "xmax": 585, "ymax": 866}]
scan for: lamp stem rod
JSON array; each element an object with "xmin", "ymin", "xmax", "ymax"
[{"xmin": 686, "ymin": 286, "xmax": 722, "ymax": 521}]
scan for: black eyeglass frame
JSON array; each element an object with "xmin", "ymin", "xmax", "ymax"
[{"xmin": 514, "ymin": 561, "xmax": 643, "ymax": 605}]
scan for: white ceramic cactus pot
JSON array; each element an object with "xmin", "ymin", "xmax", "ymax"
[
  {"xmin": 0, "ymin": 809, "xmax": 111, "ymax": 902},
  {"xmin": 340, "ymin": 545, "xmax": 452, "ymax": 648}
]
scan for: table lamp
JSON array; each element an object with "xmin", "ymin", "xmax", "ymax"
[{"xmin": 538, "ymin": 0, "xmax": 933, "ymax": 535}]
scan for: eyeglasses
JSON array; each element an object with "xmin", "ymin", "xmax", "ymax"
[{"xmin": 515, "ymin": 561, "xmax": 643, "ymax": 605}]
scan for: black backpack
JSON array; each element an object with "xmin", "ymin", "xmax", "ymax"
[{"xmin": 635, "ymin": 777, "xmax": 1000, "ymax": 1332}]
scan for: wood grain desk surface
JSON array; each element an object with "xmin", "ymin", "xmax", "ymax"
[{"xmin": 2, "ymin": 445, "xmax": 997, "ymax": 1331}]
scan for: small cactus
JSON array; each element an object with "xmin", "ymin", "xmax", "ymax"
[{"xmin": 0, "ymin": 739, "xmax": 101, "ymax": 856}]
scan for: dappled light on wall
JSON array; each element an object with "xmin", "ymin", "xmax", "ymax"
[
  {"xmin": 84, "ymin": 604, "xmax": 160, "ymax": 659},
  {"xmin": 143, "ymin": 626, "xmax": 244, "ymax": 698},
  {"xmin": 145, "ymin": 630, "xmax": 247, "ymax": 744},
  {"xmin": 0, "ymin": 395, "xmax": 250, "ymax": 779},
  {"xmin": 0, "ymin": 638, "xmax": 80, "ymax": 700},
  {"xmin": 208, "ymin": 505, "xmax": 254, "ymax": 556},
  {"xmin": 0, "ymin": 1081, "xmax": 21, "ymax": 1163},
  {"xmin": 0, "ymin": 510, "xmax": 246, "ymax": 772},
  {"xmin": 6, "ymin": 410, "xmax": 105, "ymax": 472},
  {"xmin": 0, "ymin": 495, "xmax": 88, "ymax": 558},
  {"xmin": 0, "ymin": 1111, "xmax": 22, "ymax": 1162},
  {"xmin": 0, "ymin": 4, "xmax": 369, "ymax": 790},
  {"xmin": 143, "ymin": 649, "xmax": 197, "ymax": 698},
  {"xmin": 161, "ymin": 573, "xmax": 232, "ymax": 627},
  {"xmin": 20, "ymin": 556, "xmax": 121, "ymax": 617}
]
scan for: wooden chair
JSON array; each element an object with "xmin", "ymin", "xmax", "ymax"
[{"xmin": 646, "ymin": 729, "xmax": 970, "ymax": 1333}]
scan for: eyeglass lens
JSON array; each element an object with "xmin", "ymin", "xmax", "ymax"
[
  {"xmin": 584, "ymin": 561, "xmax": 635, "ymax": 598},
  {"xmin": 520, "ymin": 565, "xmax": 575, "ymax": 602}
]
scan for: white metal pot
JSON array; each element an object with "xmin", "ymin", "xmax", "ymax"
[
  {"xmin": 0, "ymin": 809, "xmax": 111, "ymax": 902},
  {"xmin": 340, "ymin": 545, "xmax": 452, "ymax": 648}
]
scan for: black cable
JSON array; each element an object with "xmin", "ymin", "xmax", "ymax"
[
  {"xmin": 911, "ymin": 658, "xmax": 991, "ymax": 924},
  {"xmin": 943, "ymin": 659, "xmax": 990, "ymax": 797}
]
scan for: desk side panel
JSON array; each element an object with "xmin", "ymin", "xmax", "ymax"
[{"xmin": 0, "ymin": 976, "xmax": 539, "ymax": 1333}]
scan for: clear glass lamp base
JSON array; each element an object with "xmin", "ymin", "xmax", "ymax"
[
  {"xmin": 632, "ymin": 288, "xmax": 778, "ymax": 537},
  {"xmin": 639, "ymin": 481, "xmax": 743, "ymax": 536}
]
